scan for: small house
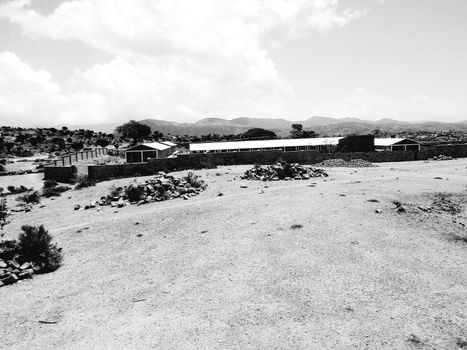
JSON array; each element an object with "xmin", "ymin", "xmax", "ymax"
[
  {"xmin": 375, "ymin": 138, "xmax": 420, "ymax": 151},
  {"xmin": 125, "ymin": 142, "xmax": 174, "ymax": 163}
]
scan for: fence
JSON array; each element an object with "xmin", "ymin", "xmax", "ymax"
[
  {"xmin": 52, "ymin": 147, "xmax": 116, "ymax": 167},
  {"xmin": 46, "ymin": 144, "xmax": 467, "ymax": 182}
]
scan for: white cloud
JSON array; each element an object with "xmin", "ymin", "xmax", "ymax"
[{"xmin": 0, "ymin": 0, "xmax": 370, "ymax": 126}]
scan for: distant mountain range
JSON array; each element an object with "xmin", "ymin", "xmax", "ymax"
[{"xmin": 65, "ymin": 116, "xmax": 467, "ymax": 136}]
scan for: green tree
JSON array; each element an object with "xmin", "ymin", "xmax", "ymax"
[
  {"xmin": 241, "ymin": 128, "xmax": 277, "ymax": 140},
  {"xmin": 115, "ymin": 120, "xmax": 151, "ymax": 143},
  {"xmin": 95, "ymin": 138, "xmax": 110, "ymax": 147},
  {"xmin": 290, "ymin": 124, "xmax": 318, "ymax": 138}
]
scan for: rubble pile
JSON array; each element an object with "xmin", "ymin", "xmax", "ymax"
[
  {"xmin": 428, "ymin": 155, "xmax": 453, "ymax": 161},
  {"xmin": 431, "ymin": 196, "xmax": 463, "ymax": 215},
  {"xmin": 314, "ymin": 158, "xmax": 377, "ymax": 168},
  {"xmin": 241, "ymin": 162, "xmax": 328, "ymax": 181},
  {"xmin": 0, "ymin": 240, "xmax": 38, "ymax": 287},
  {"xmin": 75, "ymin": 171, "xmax": 207, "ymax": 210}
]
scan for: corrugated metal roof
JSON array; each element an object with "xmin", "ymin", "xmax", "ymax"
[
  {"xmin": 160, "ymin": 141, "xmax": 177, "ymax": 147},
  {"xmin": 375, "ymin": 138, "xmax": 409, "ymax": 146},
  {"xmin": 127, "ymin": 142, "xmax": 171, "ymax": 151},
  {"xmin": 189, "ymin": 137, "xmax": 343, "ymax": 152}
]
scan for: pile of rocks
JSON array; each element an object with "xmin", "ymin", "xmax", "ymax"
[
  {"xmin": 241, "ymin": 162, "xmax": 328, "ymax": 181},
  {"xmin": 0, "ymin": 247, "xmax": 37, "ymax": 287},
  {"xmin": 431, "ymin": 196, "xmax": 463, "ymax": 215},
  {"xmin": 314, "ymin": 158, "xmax": 376, "ymax": 168},
  {"xmin": 75, "ymin": 171, "xmax": 207, "ymax": 210},
  {"xmin": 428, "ymin": 155, "xmax": 453, "ymax": 161}
]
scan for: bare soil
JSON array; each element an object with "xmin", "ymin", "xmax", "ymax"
[{"xmin": 1, "ymin": 159, "xmax": 466, "ymax": 349}]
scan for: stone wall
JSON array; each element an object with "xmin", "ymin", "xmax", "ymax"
[
  {"xmin": 55, "ymin": 143, "xmax": 467, "ymax": 182},
  {"xmin": 44, "ymin": 166, "xmax": 76, "ymax": 182}
]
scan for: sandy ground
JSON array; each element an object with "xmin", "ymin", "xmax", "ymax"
[{"xmin": 0, "ymin": 159, "xmax": 466, "ymax": 349}]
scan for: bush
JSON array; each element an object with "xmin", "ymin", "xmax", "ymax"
[
  {"xmin": 184, "ymin": 172, "xmax": 206, "ymax": 189},
  {"xmin": 42, "ymin": 185, "xmax": 71, "ymax": 198},
  {"xmin": 124, "ymin": 184, "xmax": 145, "ymax": 202},
  {"xmin": 17, "ymin": 225, "xmax": 63, "ymax": 273},
  {"xmin": 17, "ymin": 190, "xmax": 41, "ymax": 204},
  {"xmin": 0, "ymin": 196, "xmax": 7, "ymax": 229},
  {"xmin": 43, "ymin": 179, "xmax": 58, "ymax": 189},
  {"xmin": 74, "ymin": 176, "xmax": 96, "ymax": 190},
  {"xmin": 7, "ymin": 185, "xmax": 30, "ymax": 194},
  {"xmin": 0, "ymin": 164, "xmax": 4, "ymax": 172}
]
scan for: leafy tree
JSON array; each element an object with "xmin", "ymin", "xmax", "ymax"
[
  {"xmin": 290, "ymin": 124, "xmax": 303, "ymax": 138},
  {"xmin": 290, "ymin": 124, "xmax": 318, "ymax": 138},
  {"xmin": 71, "ymin": 141, "xmax": 84, "ymax": 151},
  {"xmin": 241, "ymin": 128, "xmax": 277, "ymax": 140},
  {"xmin": 51, "ymin": 137, "xmax": 66, "ymax": 150},
  {"xmin": 115, "ymin": 120, "xmax": 151, "ymax": 143},
  {"xmin": 95, "ymin": 138, "xmax": 109, "ymax": 147},
  {"xmin": 151, "ymin": 130, "xmax": 164, "ymax": 141}
]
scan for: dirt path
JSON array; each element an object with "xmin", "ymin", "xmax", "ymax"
[{"xmin": 1, "ymin": 159, "xmax": 466, "ymax": 349}]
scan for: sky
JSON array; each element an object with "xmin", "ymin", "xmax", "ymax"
[{"xmin": 0, "ymin": 0, "xmax": 466, "ymax": 127}]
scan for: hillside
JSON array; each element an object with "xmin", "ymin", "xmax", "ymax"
[{"xmin": 137, "ymin": 117, "xmax": 467, "ymax": 137}]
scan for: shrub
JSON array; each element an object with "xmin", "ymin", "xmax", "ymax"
[
  {"xmin": 74, "ymin": 176, "xmax": 96, "ymax": 190},
  {"xmin": 184, "ymin": 172, "xmax": 206, "ymax": 189},
  {"xmin": 43, "ymin": 179, "xmax": 58, "ymax": 189},
  {"xmin": 17, "ymin": 225, "xmax": 63, "ymax": 273},
  {"xmin": 0, "ymin": 196, "xmax": 7, "ymax": 229},
  {"xmin": 17, "ymin": 190, "xmax": 41, "ymax": 204},
  {"xmin": 7, "ymin": 185, "xmax": 30, "ymax": 194},
  {"xmin": 42, "ymin": 185, "xmax": 71, "ymax": 198},
  {"xmin": 0, "ymin": 164, "xmax": 4, "ymax": 172},
  {"xmin": 124, "ymin": 184, "xmax": 145, "ymax": 202}
]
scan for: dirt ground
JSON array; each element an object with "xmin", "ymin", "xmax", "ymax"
[{"xmin": 1, "ymin": 159, "xmax": 466, "ymax": 350}]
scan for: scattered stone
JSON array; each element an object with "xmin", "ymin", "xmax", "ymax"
[
  {"xmin": 429, "ymin": 155, "xmax": 453, "ymax": 161},
  {"xmin": 291, "ymin": 224, "xmax": 303, "ymax": 230},
  {"xmin": 393, "ymin": 201, "xmax": 406, "ymax": 213},
  {"xmin": 241, "ymin": 161, "xmax": 328, "ymax": 181},
  {"xmin": 19, "ymin": 262, "xmax": 31, "ymax": 270},
  {"xmin": 1, "ymin": 273, "xmax": 18, "ymax": 285},
  {"xmin": 314, "ymin": 158, "xmax": 376, "ymax": 168},
  {"xmin": 18, "ymin": 269, "xmax": 34, "ymax": 279}
]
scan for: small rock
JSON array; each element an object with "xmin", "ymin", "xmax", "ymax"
[
  {"xmin": 240, "ymin": 185, "xmax": 248, "ymax": 188},
  {"xmin": 136, "ymin": 233, "xmax": 143, "ymax": 237},
  {"xmin": 74, "ymin": 204, "xmax": 81, "ymax": 210},
  {"xmin": 18, "ymin": 269, "xmax": 34, "ymax": 279},
  {"xmin": 8, "ymin": 259, "xmax": 20, "ymax": 269},
  {"xmin": 375, "ymin": 209, "xmax": 383, "ymax": 213},
  {"xmin": 1, "ymin": 273, "xmax": 18, "ymax": 285},
  {"xmin": 20, "ymin": 262, "xmax": 31, "ymax": 270}
]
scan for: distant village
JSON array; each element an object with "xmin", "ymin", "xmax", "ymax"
[{"xmin": 1, "ymin": 121, "xmax": 466, "ymax": 161}]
